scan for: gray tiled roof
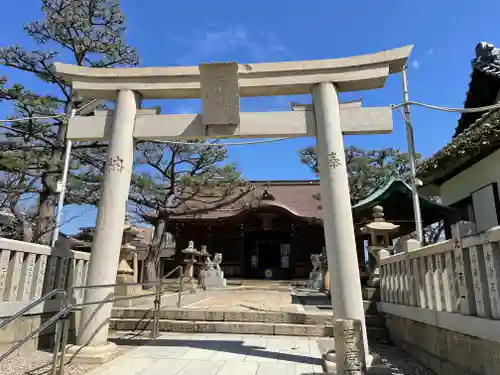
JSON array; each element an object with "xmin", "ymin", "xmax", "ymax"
[{"xmin": 454, "ymin": 42, "xmax": 500, "ymax": 136}]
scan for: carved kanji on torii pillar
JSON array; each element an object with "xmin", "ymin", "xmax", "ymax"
[{"xmin": 54, "ymin": 45, "xmax": 413, "ymax": 363}]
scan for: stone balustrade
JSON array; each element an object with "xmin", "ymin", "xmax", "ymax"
[
  {"xmin": 380, "ymin": 225, "xmax": 500, "ymax": 318},
  {"xmin": 378, "ymin": 226, "xmax": 500, "ymax": 374},
  {"xmin": 0, "ymin": 237, "xmax": 90, "ymax": 317}
]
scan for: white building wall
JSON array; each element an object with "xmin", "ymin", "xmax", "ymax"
[{"xmin": 440, "ymin": 149, "xmax": 500, "ymax": 232}]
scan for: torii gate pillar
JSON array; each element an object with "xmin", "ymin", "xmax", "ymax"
[{"xmin": 313, "ymin": 82, "xmax": 369, "ymax": 354}]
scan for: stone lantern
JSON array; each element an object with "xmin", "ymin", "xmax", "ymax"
[
  {"xmin": 197, "ymin": 245, "xmax": 211, "ymax": 290},
  {"xmin": 116, "ymin": 223, "xmax": 139, "ymax": 283},
  {"xmin": 114, "ymin": 223, "xmax": 142, "ymax": 306},
  {"xmin": 361, "ymin": 206, "xmax": 399, "ymax": 287},
  {"xmin": 182, "ymin": 241, "xmax": 199, "ymax": 292}
]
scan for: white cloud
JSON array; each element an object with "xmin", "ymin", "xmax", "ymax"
[
  {"xmin": 427, "ymin": 48, "xmax": 434, "ymax": 55},
  {"xmin": 170, "ymin": 26, "xmax": 289, "ymax": 65},
  {"xmin": 411, "ymin": 60, "xmax": 421, "ymax": 69}
]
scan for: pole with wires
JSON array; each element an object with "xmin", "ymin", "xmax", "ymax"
[
  {"xmin": 401, "ymin": 65, "xmax": 424, "ymax": 245},
  {"xmin": 51, "ymin": 110, "xmax": 76, "ymax": 247},
  {"xmin": 50, "ymin": 99, "xmax": 102, "ymax": 247}
]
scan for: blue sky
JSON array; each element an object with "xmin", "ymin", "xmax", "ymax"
[{"xmin": 1, "ymin": 0, "xmax": 500, "ymax": 234}]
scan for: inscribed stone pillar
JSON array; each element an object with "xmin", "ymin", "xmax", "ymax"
[
  {"xmin": 77, "ymin": 89, "xmax": 140, "ymax": 347},
  {"xmin": 312, "ymin": 82, "xmax": 368, "ymax": 357},
  {"xmin": 334, "ymin": 319, "xmax": 367, "ymax": 374}
]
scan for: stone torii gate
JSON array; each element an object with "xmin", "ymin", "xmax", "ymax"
[{"xmin": 54, "ymin": 45, "xmax": 412, "ymax": 361}]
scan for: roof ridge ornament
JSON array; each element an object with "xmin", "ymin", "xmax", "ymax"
[{"xmin": 475, "ymin": 42, "xmax": 500, "ymax": 62}]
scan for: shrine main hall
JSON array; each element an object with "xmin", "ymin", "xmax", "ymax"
[{"xmin": 163, "ymin": 179, "xmax": 453, "ymax": 280}]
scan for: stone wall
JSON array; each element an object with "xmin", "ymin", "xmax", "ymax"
[{"xmin": 384, "ymin": 313, "xmax": 500, "ymax": 375}]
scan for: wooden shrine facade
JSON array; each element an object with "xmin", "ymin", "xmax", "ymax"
[
  {"xmin": 167, "ymin": 205, "xmax": 328, "ymax": 280},
  {"xmin": 161, "ymin": 179, "xmax": 455, "ymax": 280}
]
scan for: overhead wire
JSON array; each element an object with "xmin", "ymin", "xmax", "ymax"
[{"xmin": 1, "ymin": 100, "xmax": 500, "ymax": 146}]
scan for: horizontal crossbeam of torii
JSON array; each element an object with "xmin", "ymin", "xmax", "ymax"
[
  {"xmin": 66, "ymin": 105, "xmax": 393, "ymax": 141},
  {"xmin": 53, "ymin": 45, "xmax": 413, "ymax": 366}
]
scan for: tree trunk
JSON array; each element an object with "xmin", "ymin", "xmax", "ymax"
[
  {"xmin": 144, "ymin": 216, "xmax": 167, "ymax": 287},
  {"xmin": 35, "ymin": 190, "xmax": 57, "ymax": 244}
]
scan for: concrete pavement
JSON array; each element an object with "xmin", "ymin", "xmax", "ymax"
[{"xmin": 84, "ymin": 333, "xmax": 324, "ymax": 375}]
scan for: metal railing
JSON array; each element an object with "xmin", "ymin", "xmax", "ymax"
[{"xmin": 0, "ymin": 265, "xmax": 185, "ymax": 375}]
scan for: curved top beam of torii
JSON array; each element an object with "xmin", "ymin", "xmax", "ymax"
[{"xmin": 54, "ymin": 45, "xmax": 413, "ymax": 100}]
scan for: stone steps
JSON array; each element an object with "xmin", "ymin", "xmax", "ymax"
[
  {"xmin": 111, "ymin": 308, "xmax": 385, "ymax": 327},
  {"xmin": 108, "ymin": 318, "xmax": 389, "ymax": 339}
]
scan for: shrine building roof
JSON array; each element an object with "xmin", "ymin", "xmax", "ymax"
[
  {"xmin": 169, "ymin": 178, "xmax": 453, "ymax": 228},
  {"xmin": 418, "ymin": 42, "xmax": 500, "ymax": 186}
]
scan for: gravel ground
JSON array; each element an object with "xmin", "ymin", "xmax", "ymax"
[
  {"xmin": 0, "ymin": 350, "xmax": 96, "ymax": 375},
  {"xmin": 373, "ymin": 343, "xmax": 436, "ymax": 375},
  {"xmin": 317, "ymin": 338, "xmax": 437, "ymax": 375}
]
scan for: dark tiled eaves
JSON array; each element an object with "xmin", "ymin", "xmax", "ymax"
[{"xmin": 418, "ymin": 110, "xmax": 500, "ymax": 185}]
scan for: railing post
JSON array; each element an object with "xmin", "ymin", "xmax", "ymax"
[
  {"xmin": 51, "ymin": 291, "xmax": 68, "ymax": 375},
  {"xmin": 451, "ymin": 224, "xmax": 476, "ymax": 315},
  {"xmin": 177, "ymin": 267, "xmax": 184, "ymax": 308},
  {"xmin": 482, "ymin": 239, "xmax": 500, "ymax": 319},
  {"xmin": 469, "ymin": 244, "xmax": 492, "ymax": 317},
  {"xmin": 404, "ymin": 239, "xmax": 420, "ymax": 306},
  {"xmin": 151, "ymin": 277, "xmax": 162, "ymax": 339}
]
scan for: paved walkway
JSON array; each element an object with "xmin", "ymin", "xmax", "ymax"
[
  {"xmin": 85, "ymin": 333, "xmax": 324, "ymax": 375},
  {"xmin": 132, "ymin": 286, "xmax": 300, "ymax": 313}
]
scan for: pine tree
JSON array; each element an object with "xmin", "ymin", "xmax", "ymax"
[
  {"xmin": 299, "ymin": 145, "xmax": 419, "ymax": 202},
  {"xmin": 298, "ymin": 145, "xmax": 444, "ymax": 244},
  {"xmin": 130, "ymin": 141, "xmax": 253, "ymax": 283},
  {"xmin": 0, "ymin": 0, "xmax": 138, "ymax": 243}
]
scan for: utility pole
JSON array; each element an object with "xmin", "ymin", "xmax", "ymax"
[{"xmin": 401, "ymin": 65, "xmax": 424, "ymax": 244}]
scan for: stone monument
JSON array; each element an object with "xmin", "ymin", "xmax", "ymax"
[
  {"xmin": 203, "ymin": 253, "xmax": 227, "ymax": 288},
  {"xmin": 361, "ymin": 206, "xmax": 399, "ymax": 287},
  {"xmin": 309, "ymin": 253, "xmax": 323, "ymax": 289}
]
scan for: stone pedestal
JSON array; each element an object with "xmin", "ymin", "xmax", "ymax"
[
  {"xmin": 322, "ymin": 267, "xmax": 331, "ymax": 294},
  {"xmin": 203, "ymin": 268, "xmax": 226, "ymax": 289},
  {"xmin": 114, "ymin": 273, "xmax": 144, "ymax": 307},
  {"xmin": 64, "ymin": 342, "xmax": 118, "ymax": 365},
  {"xmin": 113, "ymin": 242, "xmax": 144, "ymax": 307},
  {"xmin": 368, "ymin": 247, "xmax": 383, "ymax": 288},
  {"xmin": 309, "ymin": 271, "xmax": 323, "ymax": 289}
]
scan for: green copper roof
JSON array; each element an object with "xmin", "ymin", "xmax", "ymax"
[{"xmin": 352, "ymin": 178, "xmax": 454, "ymax": 217}]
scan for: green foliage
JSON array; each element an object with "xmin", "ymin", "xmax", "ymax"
[
  {"xmin": 0, "ymin": 0, "xmax": 138, "ymax": 243},
  {"xmin": 130, "ymin": 140, "xmax": 251, "ymax": 222},
  {"xmin": 299, "ymin": 145, "xmax": 422, "ymax": 202}
]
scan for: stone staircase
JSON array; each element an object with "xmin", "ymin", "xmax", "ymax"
[
  {"xmin": 109, "ymin": 285, "xmax": 389, "ymax": 340},
  {"xmin": 110, "ymin": 299, "xmax": 388, "ymax": 340}
]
